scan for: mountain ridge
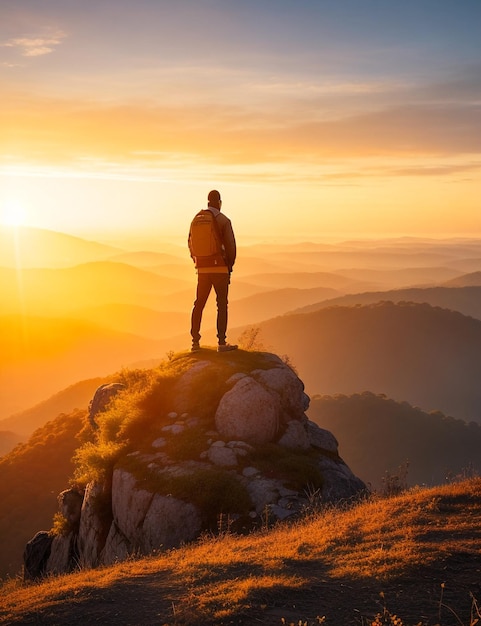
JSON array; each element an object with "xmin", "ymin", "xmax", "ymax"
[
  {"xmin": 291, "ymin": 285, "xmax": 481, "ymax": 320},
  {"xmin": 253, "ymin": 300, "xmax": 481, "ymax": 422},
  {"xmin": 0, "ymin": 226, "xmax": 124, "ymax": 268}
]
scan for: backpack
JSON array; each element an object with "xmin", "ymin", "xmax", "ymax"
[{"xmin": 189, "ymin": 210, "xmax": 227, "ymax": 268}]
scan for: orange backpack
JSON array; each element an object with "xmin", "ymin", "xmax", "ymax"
[{"xmin": 189, "ymin": 210, "xmax": 226, "ymax": 268}]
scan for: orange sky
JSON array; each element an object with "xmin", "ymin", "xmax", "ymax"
[{"xmin": 1, "ymin": 1, "xmax": 481, "ymax": 241}]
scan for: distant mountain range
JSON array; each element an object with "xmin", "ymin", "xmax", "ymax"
[
  {"xmin": 255, "ymin": 301, "xmax": 481, "ymax": 422},
  {"xmin": 0, "ymin": 376, "xmax": 105, "ymax": 438},
  {"xmin": 0, "ymin": 226, "xmax": 122, "ymax": 268},
  {"xmin": 0, "ymin": 431, "xmax": 25, "ymax": 456},
  {"xmin": 0, "ymin": 262, "xmax": 193, "ymax": 316},
  {"xmin": 0, "ymin": 315, "xmax": 168, "ymax": 418},
  {"xmin": 292, "ymin": 285, "xmax": 481, "ymax": 320},
  {"xmin": 443, "ymin": 271, "xmax": 481, "ymax": 287},
  {"xmin": 308, "ymin": 392, "xmax": 481, "ymax": 489}
]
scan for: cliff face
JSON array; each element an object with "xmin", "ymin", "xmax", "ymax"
[{"xmin": 24, "ymin": 350, "xmax": 367, "ymax": 579}]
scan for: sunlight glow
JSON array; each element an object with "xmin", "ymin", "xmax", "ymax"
[{"xmin": 1, "ymin": 200, "xmax": 28, "ymax": 227}]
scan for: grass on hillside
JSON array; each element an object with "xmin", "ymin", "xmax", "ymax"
[{"xmin": 1, "ymin": 478, "xmax": 480, "ymax": 625}]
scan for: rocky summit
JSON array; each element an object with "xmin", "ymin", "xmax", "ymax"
[{"xmin": 24, "ymin": 350, "xmax": 367, "ymax": 580}]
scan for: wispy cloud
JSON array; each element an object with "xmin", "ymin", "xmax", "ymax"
[{"xmin": 1, "ymin": 30, "xmax": 66, "ymax": 57}]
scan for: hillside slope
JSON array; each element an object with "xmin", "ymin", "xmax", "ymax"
[
  {"xmin": 0, "ymin": 315, "xmax": 166, "ymax": 417},
  {"xmin": 256, "ymin": 301, "xmax": 481, "ymax": 422},
  {"xmin": 308, "ymin": 392, "xmax": 481, "ymax": 489},
  {"xmin": 1, "ymin": 478, "xmax": 480, "ymax": 625},
  {"xmin": 0, "ymin": 377, "xmax": 106, "ymax": 439},
  {"xmin": 0, "ymin": 410, "xmax": 85, "ymax": 579}
]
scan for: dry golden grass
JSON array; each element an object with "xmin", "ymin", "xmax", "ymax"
[{"xmin": 1, "ymin": 478, "xmax": 481, "ymax": 625}]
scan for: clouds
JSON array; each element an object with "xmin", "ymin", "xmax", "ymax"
[
  {"xmin": 1, "ymin": 1, "xmax": 481, "ymax": 208},
  {"xmin": 2, "ymin": 80, "xmax": 481, "ymax": 189},
  {"xmin": 1, "ymin": 29, "xmax": 66, "ymax": 58}
]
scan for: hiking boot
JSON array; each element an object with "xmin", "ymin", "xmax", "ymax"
[
  {"xmin": 217, "ymin": 343, "xmax": 238, "ymax": 353},
  {"xmin": 191, "ymin": 342, "xmax": 201, "ymax": 352}
]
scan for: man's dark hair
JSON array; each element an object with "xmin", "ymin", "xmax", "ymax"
[{"xmin": 208, "ymin": 189, "xmax": 221, "ymax": 209}]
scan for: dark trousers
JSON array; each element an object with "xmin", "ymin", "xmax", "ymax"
[{"xmin": 191, "ymin": 272, "xmax": 230, "ymax": 344}]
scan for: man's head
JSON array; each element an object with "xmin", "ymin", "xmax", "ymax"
[{"xmin": 208, "ymin": 189, "xmax": 222, "ymax": 210}]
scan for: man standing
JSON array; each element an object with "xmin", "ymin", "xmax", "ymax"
[{"xmin": 188, "ymin": 189, "xmax": 237, "ymax": 352}]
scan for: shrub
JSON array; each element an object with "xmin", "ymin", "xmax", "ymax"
[
  {"xmin": 246, "ymin": 444, "xmax": 324, "ymax": 491},
  {"xmin": 237, "ymin": 326, "xmax": 266, "ymax": 351},
  {"xmin": 72, "ymin": 440, "xmax": 127, "ymax": 486},
  {"xmin": 163, "ymin": 425, "xmax": 208, "ymax": 462},
  {"xmin": 51, "ymin": 512, "xmax": 71, "ymax": 537}
]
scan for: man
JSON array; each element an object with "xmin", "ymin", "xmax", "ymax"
[{"xmin": 188, "ymin": 189, "xmax": 237, "ymax": 352}]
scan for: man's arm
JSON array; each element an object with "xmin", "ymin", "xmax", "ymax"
[{"xmin": 221, "ymin": 218, "xmax": 236, "ymax": 271}]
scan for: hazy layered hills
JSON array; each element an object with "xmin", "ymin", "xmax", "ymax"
[
  {"xmin": 0, "ymin": 431, "xmax": 25, "ymax": 456},
  {"xmin": 71, "ymin": 303, "xmax": 191, "ymax": 340},
  {"xmin": 0, "ymin": 262, "xmax": 192, "ymax": 316},
  {"xmin": 73, "ymin": 286, "xmax": 341, "ymax": 337},
  {"xmin": 1, "ymin": 261, "xmax": 352, "ymax": 321},
  {"xmin": 0, "ymin": 226, "xmax": 122, "ymax": 268},
  {"xmin": 3, "ymin": 227, "xmax": 481, "ymax": 443},
  {"xmin": 293, "ymin": 285, "xmax": 481, "ymax": 321},
  {"xmin": 0, "ymin": 377, "xmax": 105, "ymax": 438},
  {"xmin": 244, "ymin": 239, "xmax": 478, "ymax": 271},
  {"xmin": 0, "ymin": 315, "xmax": 166, "ymax": 418},
  {"xmin": 308, "ymin": 392, "xmax": 481, "ymax": 489},
  {"xmin": 239, "ymin": 271, "xmax": 364, "ymax": 291},
  {"xmin": 328, "ymin": 266, "xmax": 461, "ymax": 289},
  {"xmin": 444, "ymin": 270, "xmax": 481, "ymax": 287},
  {"xmin": 255, "ymin": 301, "xmax": 481, "ymax": 423}
]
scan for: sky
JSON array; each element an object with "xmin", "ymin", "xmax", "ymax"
[{"xmin": 1, "ymin": 0, "xmax": 481, "ymax": 243}]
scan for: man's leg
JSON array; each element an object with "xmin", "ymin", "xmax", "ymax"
[
  {"xmin": 212, "ymin": 273, "xmax": 230, "ymax": 345},
  {"xmin": 190, "ymin": 274, "xmax": 212, "ymax": 344}
]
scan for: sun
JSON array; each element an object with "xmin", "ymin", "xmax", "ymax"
[{"xmin": 1, "ymin": 200, "xmax": 28, "ymax": 227}]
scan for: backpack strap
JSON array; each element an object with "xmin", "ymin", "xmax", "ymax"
[{"xmin": 207, "ymin": 208, "xmax": 225, "ymax": 253}]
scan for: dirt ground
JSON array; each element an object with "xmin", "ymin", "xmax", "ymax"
[
  {"xmin": 2, "ymin": 545, "xmax": 480, "ymax": 625},
  {"xmin": 2, "ymin": 481, "xmax": 481, "ymax": 626}
]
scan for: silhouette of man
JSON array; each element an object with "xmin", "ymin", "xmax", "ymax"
[{"xmin": 188, "ymin": 189, "xmax": 237, "ymax": 352}]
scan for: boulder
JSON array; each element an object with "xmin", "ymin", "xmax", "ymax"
[
  {"xmin": 245, "ymin": 476, "xmax": 285, "ymax": 514},
  {"xmin": 277, "ymin": 420, "xmax": 310, "ymax": 450},
  {"xmin": 172, "ymin": 361, "xmax": 212, "ymax": 414},
  {"xmin": 307, "ymin": 421, "xmax": 339, "ymax": 453},
  {"xmin": 111, "ymin": 469, "xmax": 154, "ymax": 549},
  {"xmin": 317, "ymin": 457, "xmax": 368, "ymax": 502},
  {"xmin": 141, "ymin": 494, "xmax": 201, "ymax": 552},
  {"xmin": 108, "ymin": 469, "xmax": 202, "ymax": 557},
  {"xmin": 46, "ymin": 532, "xmax": 77, "ymax": 575},
  {"xmin": 57, "ymin": 488, "xmax": 83, "ymax": 526},
  {"xmin": 77, "ymin": 481, "xmax": 112, "ymax": 568},
  {"xmin": 101, "ymin": 522, "xmax": 130, "ymax": 566},
  {"xmin": 252, "ymin": 365, "xmax": 310, "ymax": 423},
  {"xmin": 215, "ymin": 376, "xmax": 279, "ymax": 444},
  {"xmin": 207, "ymin": 443, "xmax": 238, "ymax": 467},
  {"xmin": 88, "ymin": 382, "xmax": 126, "ymax": 428},
  {"xmin": 23, "ymin": 531, "xmax": 53, "ymax": 581}
]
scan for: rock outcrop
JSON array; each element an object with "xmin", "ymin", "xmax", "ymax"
[
  {"xmin": 88, "ymin": 382, "xmax": 126, "ymax": 428},
  {"xmin": 24, "ymin": 350, "xmax": 367, "ymax": 579}
]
